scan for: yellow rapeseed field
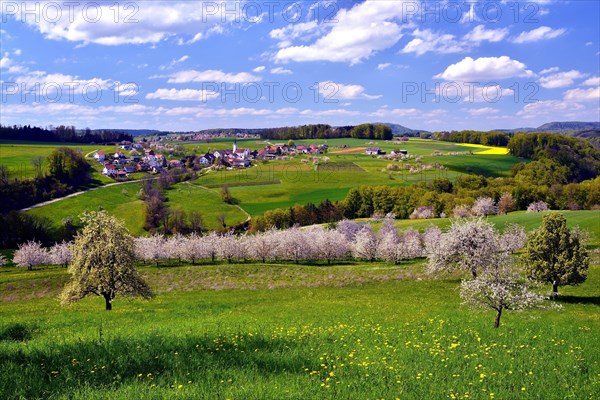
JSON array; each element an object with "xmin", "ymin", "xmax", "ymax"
[{"xmin": 456, "ymin": 143, "xmax": 510, "ymax": 155}]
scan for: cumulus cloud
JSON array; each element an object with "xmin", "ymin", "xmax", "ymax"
[
  {"xmin": 513, "ymin": 26, "xmax": 566, "ymax": 44},
  {"xmin": 146, "ymin": 88, "xmax": 219, "ymax": 101},
  {"xmin": 377, "ymin": 63, "xmax": 392, "ymax": 70},
  {"xmin": 252, "ymin": 66, "xmax": 266, "ymax": 73},
  {"xmin": 166, "ymin": 69, "xmax": 261, "ymax": 84},
  {"xmin": 539, "ymin": 70, "xmax": 586, "ymax": 89},
  {"xmin": 317, "ymin": 81, "xmax": 381, "ymax": 100},
  {"xmin": 434, "ymin": 56, "xmax": 534, "ymax": 81},
  {"xmin": 582, "ymin": 77, "xmax": 600, "ymax": 87},
  {"xmin": 4, "ymin": 1, "xmax": 238, "ymax": 46},
  {"xmin": 270, "ymin": 67, "xmax": 293, "ymax": 75},
  {"xmin": 401, "ymin": 29, "xmax": 466, "ymax": 56},
  {"xmin": 539, "ymin": 67, "xmax": 559, "ymax": 75},
  {"xmin": 274, "ymin": 1, "xmax": 405, "ymax": 64},
  {"xmin": 463, "ymin": 25, "xmax": 509, "ymax": 43},
  {"xmin": 517, "ymin": 100, "xmax": 585, "ymax": 118},
  {"xmin": 563, "ymin": 87, "xmax": 600, "ymax": 102}
]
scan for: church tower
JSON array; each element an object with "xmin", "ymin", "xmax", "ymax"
[{"xmin": 233, "ymin": 137, "xmax": 237, "ymax": 153}]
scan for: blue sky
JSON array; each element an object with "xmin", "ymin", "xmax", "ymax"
[{"xmin": 1, "ymin": 0, "xmax": 598, "ymax": 131}]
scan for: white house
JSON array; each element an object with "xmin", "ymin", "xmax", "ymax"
[
  {"xmin": 102, "ymin": 164, "xmax": 116, "ymax": 176},
  {"xmin": 94, "ymin": 151, "xmax": 106, "ymax": 162},
  {"xmin": 366, "ymin": 147, "xmax": 384, "ymax": 155}
]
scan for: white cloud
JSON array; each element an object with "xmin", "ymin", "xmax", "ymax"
[
  {"xmin": 513, "ymin": 26, "xmax": 566, "ymax": 44},
  {"xmin": 434, "ymin": 56, "xmax": 534, "ymax": 81},
  {"xmin": 252, "ymin": 66, "xmax": 266, "ymax": 73},
  {"xmin": 582, "ymin": 77, "xmax": 600, "ymax": 87},
  {"xmin": 463, "ymin": 25, "xmax": 508, "ymax": 43},
  {"xmin": 539, "ymin": 67, "xmax": 559, "ymax": 75},
  {"xmin": 563, "ymin": 87, "xmax": 600, "ymax": 102},
  {"xmin": 465, "ymin": 107, "xmax": 499, "ymax": 116},
  {"xmin": 13, "ymin": 49, "xmax": 22, "ymax": 56},
  {"xmin": 377, "ymin": 63, "xmax": 392, "ymax": 70},
  {"xmin": 159, "ymin": 55, "xmax": 189, "ymax": 71},
  {"xmin": 146, "ymin": 88, "xmax": 219, "ymax": 101},
  {"xmin": 166, "ymin": 69, "xmax": 261, "ymax": 84},
  {"xmin": 269, "ymin": 21, "xmax": 320, "ymax": 48},
  {"xmin": 299, "ymin": 109, "xmax": 361, "ymax": 117},
  {"xmin": 586, "ymin": 41, "xmax": 593, "ymax": 46},
  {"xmin": 318, "ymin": 81, "xmax": 381, "ymax": 100},
  {"xmin": 539, "ymin": 70, "xmax": 586, "ymax": 89},
  {"xmin": 460, "ymin": 3, "xmax": 479, "ymax": 23},
  {"xmin": 0, "ymin": 52, "xmax": 12, "ymax": 69},
  {"xmin": 11, "ymin": 70, "xmax": 112, "ymax": 95},
  {"xmin": 402, "ymin": 29, "xmax": 466, "ymax": 56},
  {"xmin": 517, "ymin": 100, "xmax": 586, "ymax": 119},
  {"xmin": 270, "ymin": 67, "xmax": 293, "ymax": 75},
  {"xmin": 5, "ymin": 1, "xmax": 238, "ymax": 46},
  {"xmin": 274, "ymin": 1, "xmax": 406, "ymax": 64},
  {"xmin": 460, "ymin": 85, "xmax": 515, "ymax": 103}
]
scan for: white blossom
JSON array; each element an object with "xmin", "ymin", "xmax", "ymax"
[
  {"xmin": 527, "ymin": 201, "xmax": 549, "ymax": 212},
  {"xmin": 471, "ymin": 197, "xmax": 497, "ymax": 216},
  {"xmin": 13, "ymin": 241, "xmax": 49, "ymax": 270},
  {"xmin": 336, "ymin": 219, "xmax": 363, "ymax": 241},
  {"xmin": 426, "ymin": 218, "xmax": 500, "ymax": 279},
  {"xmin": 49, "ymin": 241, "xmax": 72, "ymax": 267},
  {"xmin": 352, "ymin": 225, "xmax": 378, "ymax": 261},
  {"xmin": 460, "ymin": 256, "xmax": 547, "ymax": 328}
]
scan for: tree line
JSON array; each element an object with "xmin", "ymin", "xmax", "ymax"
[
  {"xmin": 249, "ymin": 174, "xmax": 600, "ymax": 232},
  {"xmin": 432, "ymin": 130, "xmax": 510, "ymax": 146},
  {"xmin": 0, "ymin": 124, "xmax": 133, "ymax": 143},
  {"xmin": 508, "ymin": 132, "xmax": 600, "ymax": 182},
  {"xmin": 259, "ymin": 124, "xmax": 392, "ymax": 141}
]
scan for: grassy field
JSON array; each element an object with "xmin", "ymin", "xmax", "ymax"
[
  {"xmin": 6, "ymin": 138, "xmax": 522, "ymax": 220},
  {"xmin": 194, "ymin": 140, "xmax": 520, "ymax": 216},
  {"xmin": 374, "ymin": 210, "xmax": 600, "ymax": 247},
  {"xmin": 0, "ymin": 141, "xmax": 116, "ymax": 179},
  {"xmin": 25, "ymin": 180, "xmax": 250, "ymax": 235},
  {"xmin": 164, "ymin": 182, "xmax": 249, "ymax": 230},
  {"xmin": 1, "ymin": 211, "xmax": 598, "ymax": 398}
]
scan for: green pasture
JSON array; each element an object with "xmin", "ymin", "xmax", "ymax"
[
  {"xmin": 1, "ymin": 222, "xmax": 598, "ymax": 399},
  {"xmin": 164, "ymin": 183, "xmax": 249, "ymax": 230},
  {"xmin": 25, "ymin": 181, "xmax": 249, "ymax": 235},
  {"xmin": 0, "ymin": 141, "xmax": 115, "ymax": 179},
  {"xmin": 26, "ymin": 182, "xmax": 146, "ymax": 236},
  {"xmin": 365, "ymin": 210, "xmax": 600, "ymax": 247}
]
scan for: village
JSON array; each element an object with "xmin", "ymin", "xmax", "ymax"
[{"xmin": 94, "ymin": 139, "xmax": 334, "ymax": 180}]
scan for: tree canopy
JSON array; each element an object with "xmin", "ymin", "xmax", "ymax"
[
  {"xmin": 60, "ymin": 211, "xmax": 153, "ymax": 310},
  {"xmin": 521, "ymin": 213, "xmax": 589, "ymax": 298}
]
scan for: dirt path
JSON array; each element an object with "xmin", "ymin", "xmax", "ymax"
[
  {"xmin": 19, "ymin": 177, "xmax": 156, "ymax": 212},
  {"xmin": 330, "ymin": 147, "xmax": 367, "ymax": 154}
]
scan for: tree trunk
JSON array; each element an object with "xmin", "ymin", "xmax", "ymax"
[
  {"xmin": 551, "ymin": 281, "xmax": 559, "ymax": 299},
  {"xmin": 104, "ymin": 294, "xmax": 113, "ymax": 311},
  {"xmin": 494, "ymin": 305, "xmax": 503, "ymax": 328}
]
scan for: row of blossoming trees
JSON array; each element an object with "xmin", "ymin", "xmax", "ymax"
[{"xmin": 5, "ymin": 212, "xmax": 588, "ymax": 327}]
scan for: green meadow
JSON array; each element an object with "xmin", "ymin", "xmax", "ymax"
[
  {"xmin": 0, "ymin": 140, "xmax": 115, "ymax": 179},
  {"xmin": 1, "ymin": 210, "xmax": 598, "ymax": 399},
  {"xmin": 25, "ymin": 181, "xmax": 249, "ymax": 235},
  {"xmin": 20, "ymin": 138, "xmax": 523, "ymax": 227}
]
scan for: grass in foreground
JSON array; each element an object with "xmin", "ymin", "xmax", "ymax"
[{"xmin": 0, "ymin": 253, "xmax": 598, "ymax": 399}]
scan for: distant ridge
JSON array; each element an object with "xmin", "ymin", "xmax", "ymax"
[
  {"xmin": 373, "ymin": 122, "xmax": 428, "ymax": 135},
  {"xmin": 494, "ymin": 121, "xmax": 600, "ymax": 134}
]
